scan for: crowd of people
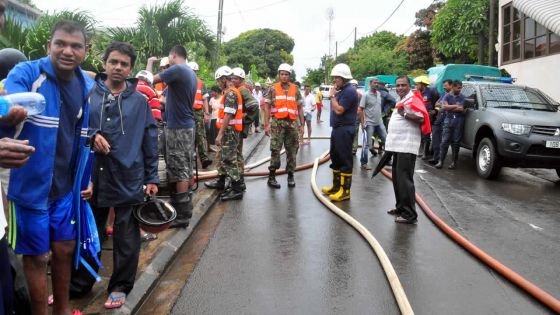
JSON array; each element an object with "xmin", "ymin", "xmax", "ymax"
[{"xmin": 0, "ymin": 4, "xmax": 469, "ymax": 312}]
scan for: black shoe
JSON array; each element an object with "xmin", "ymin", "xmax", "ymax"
[
  {"xmin": 435, "ymin": 161, "xmax": 443, "ymax": 169},
  {"xmin": 394, "ymin": 216, "xmax": 418, "ymax": 224},
  {"xmin": 268, "ymin": 173, "xmax": 281, "ymax": 189},
  {"xmin": 387, "ymin": 208, "xmax": 401, "ymax": 215},
  {"xmin": 428, "ymin": 159, "xmax": 438, "ymax": 165},
  {"xmin": 448, "ymin": 162, "xmax": 456, "ymax": 169},
  {"xmin": 201, "ymin": 159, "xmax": 212, "ymax": 169},
  {"xmin": 287, "ymin": 173, "xmax": 295, "ymax": 187},
  {"xmin": 170, "ymin": 218, "xmax": 190, "ymax": 228},
  {"xmin": 205, "ymin": 176, "xmax": 226, "ymax": 189},
  {"xmin": 220, "ymin": 189, "xmax": 243, "ymax": 201},
  {"xmin": 369, "ymin": 148, "xmax": 377, "ymax": 157}
]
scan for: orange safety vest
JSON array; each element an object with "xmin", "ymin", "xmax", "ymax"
[
  {"xmin": 193, "ymin": 79, "xmax": 204, "ymax": 110},
  {"xmin": 271, "ymin": 82, "xmax": 298, "ymax": 120},
  {"xmin": 217, "ymin": 87, "xmax": 243, "ymax": 132}
]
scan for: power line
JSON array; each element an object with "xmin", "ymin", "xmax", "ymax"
[{"xmin": 360, "ymin": 0, "xmax": 406, "ymax": 36}]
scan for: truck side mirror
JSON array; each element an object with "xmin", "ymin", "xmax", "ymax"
[{"xmin": 464, "ymin": 98, "xmax": 476, "ymax": 109}]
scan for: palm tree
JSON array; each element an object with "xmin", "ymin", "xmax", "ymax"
[{"xmin": 109, "ymin": 0, "xmax": 216, "ymax": 72}]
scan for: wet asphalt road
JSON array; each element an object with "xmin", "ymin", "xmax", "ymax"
[{"xmin": 170, "ymin": 102, "xmax": 559, "ymax": 315}]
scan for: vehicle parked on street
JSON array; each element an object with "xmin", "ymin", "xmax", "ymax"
[
  {"xmin": 428, "ymin": 64, "xmax": 502, "ymax": 95},
  {"xmin": 319, "ymin": 84, "xmax": 332, "ymax": 99},
  {"xmin": 461, "ymin": 80, "xmax": 560, "ymax": 179}
]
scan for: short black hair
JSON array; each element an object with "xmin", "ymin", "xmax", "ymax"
[
  {"xmin": 103, "ymin": 41, "xmax": 137, "ymax": 68},
  {"xmin": 50, "ymin": 20, "xmax": 88, "ymax": 44},
  {"xmin": 452, "ymin": 80, "xmax": 463, "ymax": 87},
  {"xmin": 443, "ymin": 79, "xmax": 453, "ymax": 86},
  {"xmin": 169, "ymin": 45, "xmax": 187, "ymax": 59},
  {"xmin": 211, "ymin": 85, "xmax": 222, "ymax": 94},
  {"xmin": 396, "ymin": 75, "xmax": 410, "ymax": 85},
  {"xmin": 304, "ymin": 84, "xmax": 310, "ymax": 88}
]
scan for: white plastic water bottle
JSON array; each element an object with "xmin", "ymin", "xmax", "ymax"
[{"xmin": 0, "ymin": 92, "xmax": 46, "ymax": 117}]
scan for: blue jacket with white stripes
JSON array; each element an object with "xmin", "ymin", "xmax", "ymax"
[{"xmin": 0, "ymin": 56, "xmax": 94, "ymax": 210}]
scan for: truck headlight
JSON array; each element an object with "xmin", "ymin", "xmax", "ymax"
[{"xmin": 501, "ymin": 123, "xmax": 532, "ymax": 136}]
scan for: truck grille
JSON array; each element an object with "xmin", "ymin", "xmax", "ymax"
[
  {"xmin": 532, "ymin": 126, "xmax": 560, "ymax": 136},
  {"xmin": 527, "ymin": 145, "xmax": 560, "ymax": 156}
]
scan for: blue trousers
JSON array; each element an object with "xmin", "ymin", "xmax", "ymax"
[
  {"xmin": 431, "ymin": 123, "xmax": 443, "ymax": 161},
  {"xmin": 360, "ymin": 124, "xmax": 387, "ymax": 165},
  {"xmin": 441, "ymin": 116, "xmax": 464, "ymax": 151},
  {"xmin": 330, "ymin": 125, "xmax": 355, "ymax": 173}
]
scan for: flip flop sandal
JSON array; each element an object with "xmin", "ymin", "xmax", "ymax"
[
  {"xmin": 141, "ymin": 233, "xmax": 158, "ymax": 242},
  {"xmin": 48, "ymin": 294, "xmax": 54, "ymax": 306},
  {"xmin": 73, "ymin": 310, "xmax": 83, "ymax": 315},
  {"xmin": 104, "ymin": 293, "xmax": 126, "ymax": 309}
]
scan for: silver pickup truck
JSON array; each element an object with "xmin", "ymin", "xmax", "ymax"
[{"xmin": 460, "ymin": 81, "xmax": 560, "ymax": 179}]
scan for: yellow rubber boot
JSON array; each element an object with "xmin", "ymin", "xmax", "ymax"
[
  {"xmin": 322, "ymin": 170, "xmax": 341, "ymax": 195},
  {"xmin": 329, "ymin": 173, "xmax": 352, "ymax": 201}
]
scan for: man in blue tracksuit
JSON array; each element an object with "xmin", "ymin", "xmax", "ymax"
[
  {"xmin": 72, "ymin": 42, "xmax": 159, "ymax": 309},
  {"xmin": 0, "ymin": 21, "xmax": 94, "ymax": 315}
]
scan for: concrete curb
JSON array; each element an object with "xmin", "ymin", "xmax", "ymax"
[{"xmin": 112, "ymin": 132, "xmax": 266, "ymax": 314}]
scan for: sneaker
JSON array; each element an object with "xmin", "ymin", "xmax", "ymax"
[{"xmin": 360, "ymin": 164, "xmax": 371, "ymax": 170}]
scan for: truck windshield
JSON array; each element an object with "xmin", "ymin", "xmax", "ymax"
[{"xmin": 482, "ymin": 87, "xmax": 557, "ymax": 111}]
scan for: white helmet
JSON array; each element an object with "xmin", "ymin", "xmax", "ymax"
[
  {"xmin": 231, "ymin": 67, "xmax": 246, "ymax": 79},
  {"xmin": 254, "ymin": 82, "xmax": 261, "ymax": 87},
  {"xmin": 187, "ymin": 61, "xmax": 199, "ymax": 71},
  {"xmin": 330, "ymin": 63, "xmax": 353, "ymax": 79},
  {"xmin": 159, "ymin": 57, "xmax": 170, "ymax": 68},
  {"xmin": 277, "ymin": 63, "xmax": 292, "ymax": 73},
  {"xmin": 136, "ymin": 70, "xmax": 154, "ymax": 85},
  {"xmin": 349, "ymin": 79, "xmax": 358, "ymax": 85},
  {"xmin": 215, "ymin": 66, "xmax": 233, "ymax": 80}
]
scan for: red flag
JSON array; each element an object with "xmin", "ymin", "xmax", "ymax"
[{"xmin": 395, "ymin": 91, "xmax": 432, "ymax": 135}]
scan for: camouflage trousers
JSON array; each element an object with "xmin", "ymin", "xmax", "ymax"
[
  {"xmin": 217, "ymin": 127, "xmax": 241, "ymax": 181},
  {"xmin": 237, "ymin": 137, "xmax": 244, "ymax": 170},
  {"xmin": 166, "ymin": 127, "xmax": 194, "ymax": 182},
  {"xmin": 194, "ymin": 110, "xmax": 210, "ymax": 163},
  {"xmin": 269, "ymin": 118, "xmax": 299, "ymax": 173}
]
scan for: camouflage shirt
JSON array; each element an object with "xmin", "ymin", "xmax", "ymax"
[{"xmin": 223, "ymin": 89, "xmax": 239, "ymax": 116}]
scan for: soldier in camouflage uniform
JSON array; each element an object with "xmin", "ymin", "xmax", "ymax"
[
  {"xmin": 204, "ymin": 66, "xmax": 244, "ymax": 201},
  {"xmin": 231, "ymin": 67, "xmax": 259, "ymax": 190},
  {"xmin": 188, "ymin": 62, "xmax": 212, "ymax": 169},
  {"xmin": 264, "ymin": 63, "xmax": 304, "ymax": 188}
]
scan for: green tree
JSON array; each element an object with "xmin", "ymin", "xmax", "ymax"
[
  {"xmin": 224, "ymin": 28, "xmax": 295, "ymax": 79},
  {"xmin": 108, "ymin": 0, "xmax": 215, "ymax": 72},
  {"xmin": 345, "ymin": 31, "xmax": 407, "ymax": 80},
  {"xmin": 432, "ymin": 0, "xmax": 489, "ymax": 64}
]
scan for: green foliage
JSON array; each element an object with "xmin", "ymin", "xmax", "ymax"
[
  {"xmin": 432, "ymin": 0, "xmax": 489, "ymax": 63},
  {"xmin": 404, "ymin": 30, "xmax": 434, "ymax": 70},
  {"xmin": 347, "ymin": 31, "xmax": 408, "ymax": 80},
  {"xmin": 0, "ymin": 14, "xmax": 28, "ymax": 51},
  {"xmin": 224, "ymin": 28, "xmax": 295, "ymax": 79},
  {"xmin": 415, "ymin": 1, "xmax": 445, "ymax": 30},
  {"xmin": 408, "ymin": 68, "xmax": 427, "ymax": 77},
  {"xmin": 303, "ymin": 67, "xmax": 324, "ymax": 87}
]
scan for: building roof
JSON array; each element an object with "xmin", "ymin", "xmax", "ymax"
[
  {"xmin": 513, "ymin": 0, "xmax": 560, "ymax": 35},
  {"xmin": 6, "ymin": 0, "xmax": 42, "ymax": 19}
]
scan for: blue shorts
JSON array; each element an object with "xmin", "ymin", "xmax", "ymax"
[{"xmin": 9, "ymin": 191, "xmax": 76, "ymax": 255}]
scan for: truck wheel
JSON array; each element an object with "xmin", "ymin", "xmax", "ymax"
[{"xmin": 476, "ymin": 137, "xmax": 502, "ymax": 179}]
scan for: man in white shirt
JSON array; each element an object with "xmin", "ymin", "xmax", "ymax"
[
  {"xmin": 302, "ymin": 84, "xmax": 316, "ymax": 144},
  {"xmin": 252, "ymin": 82, "xmax": 263, "ymax": 132},
  {"xmin": 384, "ymin": 76, "xmax": 427, "ymax": 224}
]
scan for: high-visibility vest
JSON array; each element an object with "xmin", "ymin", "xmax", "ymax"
[
  {"xmin": 193, "ymin": 79, "xmax": 204, "ymax": 110},
  {"xmin": 271, "ymin": 82, "xmax": 298, "ymax": 120},
  {"xmin": 217, "ymin": 87, "xmax": 243, "ymax": 132}
]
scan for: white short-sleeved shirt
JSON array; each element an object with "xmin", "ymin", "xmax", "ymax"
[
  {"xmin": 303, "ymin": 93, "xmax": 315, "ymax": 114},
  {"xmin": 384, "ymin": 91, "xmax": 422, "ymax": 155}
]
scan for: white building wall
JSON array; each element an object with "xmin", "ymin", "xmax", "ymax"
[{"xmin": 498, "ymin": 0, "xmax": 560, "ymax": 102}]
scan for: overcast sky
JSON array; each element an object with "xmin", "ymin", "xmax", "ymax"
[{"xmin": 37, "ymin": 0, "xmax": 433, "ymax": 80}]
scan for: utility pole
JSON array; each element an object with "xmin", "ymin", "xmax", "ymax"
[
  {"xmin": 215, "ymin": 0, "xmax": 225, "ymax": 67},
  {"xmin": 335, "ymin": 41, "xmax": 338, "ymax": 60},
  {"xmin": 327, "ymin": 7, "xmax": 334, "ymax": 57},
  {"xmin": 488, "ymin": 0, "xmax": 496, "ymax": 65},
  {"xmin": 354, "ymin": 27, "xmax": 357, "ymax": 48}
]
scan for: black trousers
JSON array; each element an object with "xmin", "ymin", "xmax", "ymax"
[
  {"xmin": 0, "ymin": 237, "xmax": 13, "ymax": 315},
  {"xmin": 330, "ymin": 125, "xmax": 355, "ymax": 173},
  {"xmin": 391, "ymin": 152, "xmax": 417, "ymax": 220},
  {"xmin": 70, "ymin": 205, "xmax": 140, "ymax": 296}
]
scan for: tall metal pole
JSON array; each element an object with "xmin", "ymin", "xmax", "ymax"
[
  {"xmin": 335, "ymin": 41, "xmax": 338, "ymax": 60},
  {"xmin": 488, "ymin": 0, "xmax": 496, "ymax": 65},
  {"xmin": 354, "ymin": 27, "xmax": 357, "ymax": 48},
  {"xmin": 327, "ymin": 7, "xmax": 334, "ymax": 57},
  {"xmin": 215, "ymin": 0, "xmax": 224, "ymax": 66}
]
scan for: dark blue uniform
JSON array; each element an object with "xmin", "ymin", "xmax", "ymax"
[
  {"xmin": 439, "ymin": 92, "xmax": 465, "ymax": 167},
  {"xmin": 419, "ymin": 87, "xmax": 439, "ymax": 158},
  {"xmin": 431, "ymin": 92, "xmax": 448, "ymax": 162},
  {"xmin": 330, "ymin": 83, "xmax": 358, "ymax": 173}
]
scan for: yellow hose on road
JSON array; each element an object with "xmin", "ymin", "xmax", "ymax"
[{"xmin": 310, "ymin": 152, "xmax": 414, "ymax": 315}]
